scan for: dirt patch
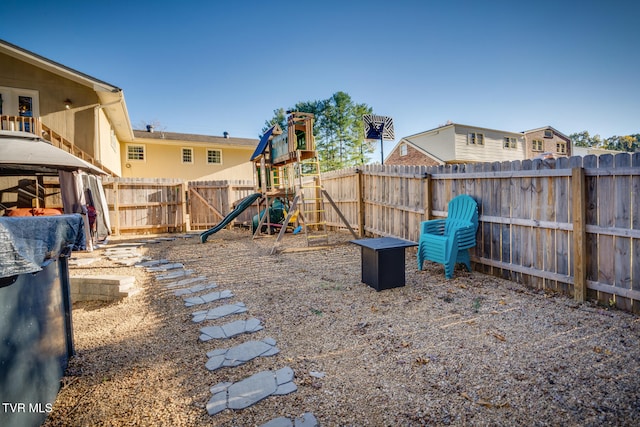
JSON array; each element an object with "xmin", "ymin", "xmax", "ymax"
[{"xmin": 44, "ymin": 229, "xmax": 640, "ymax": 426}]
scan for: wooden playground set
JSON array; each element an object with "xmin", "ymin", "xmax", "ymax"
[{"xmin": 199, "ymin": 111, "xmax": 357, "ymax": 253}]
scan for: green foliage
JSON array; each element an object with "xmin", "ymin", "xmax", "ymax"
[
  {"xmin": 262, "ymin": 91, "xmax": 377, "ymax": 171},
  {"xmin": 262, "ymin": 108, "xmax": 287, "ymax": 135},
  {"xmin": 569, "ymin": 131, "xmax": 639, "ymax": 152}
]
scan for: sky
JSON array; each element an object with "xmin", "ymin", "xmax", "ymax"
[{"xmin": 2, "ymin": 0, "xmax": 639, "ymax": 161}]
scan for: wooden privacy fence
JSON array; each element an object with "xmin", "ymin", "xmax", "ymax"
[
  {"xmin": 322, "ymin": 153, "xmax": 640, "ymax": 312},
  {"xmin": 102, "ymin": 177, "xmax": 186, "ymax": 235},
  {"xmin": 102, "ymin": 178, "xmax": 258, "ymax": 234},
  {"xmin": 101, "ymin": 152, "xmax": 639, "ymax": 312},
  {"xmin": 188, "ymin": 180, "xmax": 256, "ymax": 230}
]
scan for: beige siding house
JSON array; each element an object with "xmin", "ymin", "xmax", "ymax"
[
  {"xmin": 125, "ymin": 129, "xmax": 257, "ymax": 181},
  {"xmin": 386, "ymin": 123, "xmax": 526, "ymax": 166},
  {"xmin": 1, "ymin": 39, "xmax": 258, "ymax": 182},
  {"xmin": 0, "ymin": 39, "xmax": 133, "ymax": 176}
]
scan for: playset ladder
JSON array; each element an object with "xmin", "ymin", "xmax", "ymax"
[{"xmin": 296, "ymin": 153, "xmax": 328, "ymax": 246}]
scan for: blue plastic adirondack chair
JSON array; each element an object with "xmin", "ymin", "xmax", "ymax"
[{"xmin": 417, "ymin": 194, "xmax": 479, "ymax": 279}]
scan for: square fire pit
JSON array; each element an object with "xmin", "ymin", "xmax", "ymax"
[{"xmin": 351, "ymin": 237, "xmax": 417, "ymax": 291}]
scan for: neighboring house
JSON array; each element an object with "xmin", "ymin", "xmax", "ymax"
[
  {"xmin": 0, "ymin": 39, "xmax": 133, "ymax": 176},
  {"xmin": 523, "ymin": 126, "xmax": 572, "ymax": 158},
  {"xmin": 126, "ymin": 129, "xmax": 258, "ymax": 181},
  {"xmin": 386, "ymin": 123, "xmax": 527, "ymax": 166}
]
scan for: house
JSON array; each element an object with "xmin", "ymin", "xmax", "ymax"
[
  {"xmin": 125, "ymin": 128, "xmax": 258, "ymax": 180},
  {"xmin": 0, "ymin": 39, "xmax": 259, "ymax": 182},
  {"xmin": 0, "ymin": 39, "xmax": 133, "ymax": 176},
  {"xmin": 385, "ymin": 123, "xmax": 527, "ymax": 166},
  {"xmin": 523, "ymin": 126, "xmax": 572, "ymax": 158}
]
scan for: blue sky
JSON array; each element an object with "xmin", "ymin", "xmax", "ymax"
[{"xmin": 2, "ymin": 0, "xmax": 639, "ymax": 160}]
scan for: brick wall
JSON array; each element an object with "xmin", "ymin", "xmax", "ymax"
[
  {"xmin": 525, "ymin": 129, "xmax": 571, "ymax": 159},
  {"xmin": 385, "ymin": 143, "xmax": 441, "ymax": 166}
]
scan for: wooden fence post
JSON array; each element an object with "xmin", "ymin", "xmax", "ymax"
[
  {"xmin": 572, "ymin": 167, "xmax": 587, "ymax": 302},
  {"xmin": 423, "ymin": 172, "xmax": 431, "ymax": 221},
  {"xmin": 182, "ymin": 182, "xmax": 190, "ymax": 232},
  {"xmin": 357, "ymin": 169, "xmax": 365, "ymax": 237},
  {"xmin": 113, "ymin": 180, "xmax": 120, "ymax": 236}
]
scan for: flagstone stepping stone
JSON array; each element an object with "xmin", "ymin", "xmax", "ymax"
[
  {"xmin": 105, "ymin": 247, "xmax": 140, "ymax": 255},
  {"xmin": 192, "ymin": 302, "xmax": 247, "ymax": 323},
  {"xmin": 204, "ymin": 337, "xmax": 278, "ymax": 370},
  {"xmin": 200, "ymin": 318, "xmax": 263, "ymax": 342},
  {"xmin": 184, "ymin": 290, "xmax": 233, "ymax": 307},
  {"xmin": 147, "ymin": 262, "xmax": 184, "ymax": 272},
  {"xmin": 69, "ymin": 257, "xmax": 100, "ymax": 266},
  {"xmin": 156, "ymin": 269, "xmax": 194, "ymax": 280},
  {"xmin": 164, "ymin": 276, "xmax": 207, "ymax": 289},
  {"xmin": 106, "ymin": 251, "xmax": 141, "ymax": 259},
  {"xmin": 108, "ymin": 242, "xmax": 144, "ymax": 248},
  {"xmin": 116, "ymin": 257, "xmax": 147, "ymax": 266},
  {"xmin": 260, "ymin": 413, "xmax": 319, "ymax": 427},
  {"xmin": 174, "ymin": 282, "xmax": 218, "ymax": 296},
  {"xmin": 207, "ymin": 367, "xmax": 297, "ymax": 416},
  {"xmin": 104, "ymin": 250, "xmax": 139, "ymax": 256},
  {"xmin": 135, "ymin": 259, "xmax": 169, "ymax": 268}
]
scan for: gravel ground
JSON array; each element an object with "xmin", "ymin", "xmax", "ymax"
[{"xmin": 44, "ymin": 228, "xmax": 640, "ymax": 426}]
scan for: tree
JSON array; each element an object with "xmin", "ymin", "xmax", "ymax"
[
  {"xmin": 570, "ymin": 130, "xmax": 639, "ymax": 152},
  {"xmin": 263, "ymin": 91, "xmax": 375, "ymax": 171},
  {"xmin": 604, "ymin": 135, "xmax": 639, "ymax": 152},
  {"xmin": 569, "ymin": 131, "xmax": 602, "ymax": 148},
  {"xmin": 261, "ymin": 108, "xmax": 287, "ymax": 135}
]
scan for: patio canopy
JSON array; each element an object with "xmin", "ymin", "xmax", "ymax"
[{"xmin": 0, "ymin": 130, "xmax": 107, "ymax": 176}]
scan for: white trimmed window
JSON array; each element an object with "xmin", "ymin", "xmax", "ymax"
[
  {"xmin": 532, "ymin": 139, "xmax": 543, "ymax": 151},
  {"xmin": 207, "ymin": 149, "xmax": 222, "ymax": 164},
  {"xmin": 468, "ymin": 132, "xmax": 484, "ymax": 145},
  {"xmin": 182, "ymin": 148, "xmax": 193, "ymax": 164},
  {"xmin": 544, "ymin": 129, "xmax": 554, "ymax": 138},
  {"xmin": 400, "ymin": 143, "xmax": 407, "ymax": 156},
  {"xmin": 556, "ymin": 142, "xmax": 567, "ymax": 154},
  {"xmin": 503, "ymin": 137, "xmax": 517, "ymax": 149},
  {"xmin": 126, "ymin": 144, "xmax": 145, "ymax": 161}
]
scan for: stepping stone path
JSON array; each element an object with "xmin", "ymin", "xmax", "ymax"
[
  {"xmin": 156, "ymin": 269, "xmax": 195, "ymax": 280},
  {"xmin": 135, "ymin": 259, "xmax": 170, "ymax": 268},
  {"xmin": 121, "ymin": 237, "xmax": 319, "ymax": 424},
  {"xmin": 200, "ymin": 318, "xmax": 263, "ymax": 341},
  {"xmin": 206, "ymin": 367, "xmax": 297, "ymax": 415},
  {"xmin": 146, "ymin": 262, "xmax": 184, "ymax": 272},
  {"xmin": 205, "ymin": 337, "xmax": 279, "ymax": 371},
  {"xmin": 174, "ymin": 282, "xmax": 218, "ymax": 296},
  {"xmin": 260, "ymin": 413, "xmax": 319, "ymax": 427},
  {"xmin": 184, "ymin": 289, "xmax": 233, "ymax": 307},
  {"xmin": 164, "ymin": 276, "xmax": 208, "ymax": 289},
  {"xmin": 192, "ymin": 302, "xmax": 247, "ymax": 323}
]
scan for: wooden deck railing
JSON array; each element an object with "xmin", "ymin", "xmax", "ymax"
[{"xmin": 0, "ymin": 115, "xmax": 115, "ymax": 176}]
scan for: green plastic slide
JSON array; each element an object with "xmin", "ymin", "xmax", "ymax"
[{"xmin": 199, "ymin": 193, "xmax": 262, "ymax": 243}]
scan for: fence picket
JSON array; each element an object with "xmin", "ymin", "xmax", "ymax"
[{"xmin": 614, "ymin": 153, "xmax": 632, "ymax": 310}]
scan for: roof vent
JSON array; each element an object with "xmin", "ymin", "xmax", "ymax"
[
  {"xmin": 223, "ymin": 131, "xmax": 229, "ymax": 138},
  {"xmin": 146, "ymin": 125, "xmax": 154, "ymax": 133}
]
